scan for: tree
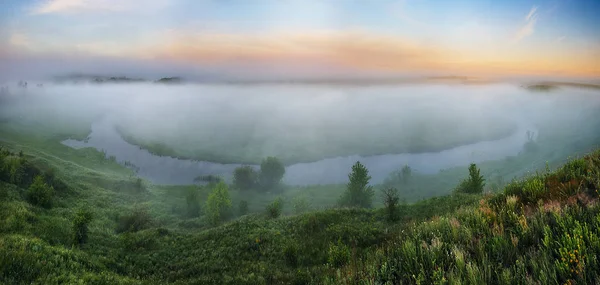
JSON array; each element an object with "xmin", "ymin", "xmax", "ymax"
[
  {"xmin": 26, "ymin": 175, "xmax": 54, "ymax": 208},
  {"xmin": 233, "ymin": 166, "xmax": 258, "ymax": 191},
  {"xmin": 185, "ymin": 188, "xmax": 201, "ymax": 218},
  {"xmin": 205, "ymin": 181, "xmax": 232, "ymax": 225},
  {"xmin": 72, "ymin": 208, "xmax": 93, "ymax": 246},
  {"xmin": 259, "ymin": 157, "xmax": 285, "ymax": 191},
  {"xmin": 455, "ymin": 163, "xmax": 486, "ymax": 194},
  {"xmin": 266, "ymin": 197, "xmax": 283, "ymax": 219},
  {"xmin": 401, "ymin": 165, "xmax": 412, "ymax": 184},
  {"xmin": 339, "ymin": 161, "xmax": 374, "ymax": 208},
  {"xmin": 382, "ymin": 187, "xmax": 400, "ymax": 222}
]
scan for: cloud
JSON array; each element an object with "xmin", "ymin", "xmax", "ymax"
[
  {"xmin": 8, "ymin": 33, "xmax": 34, "ymax": 50},
  {"xmin": 525, "ymin": 6, "xmax": 538, "ymax": 21},
  {"xmin": 29, "ymin": 0, "xmax": 172, "ymax": 15},
  {"xmin": 555, "ymin": 36, "xmax": 566, "ymax": 43},
  {"xmin": 514, "ymin": 6, "xmax": 538, "ymax": 42}
]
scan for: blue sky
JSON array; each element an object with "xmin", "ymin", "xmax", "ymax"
[{"xmin": 1, "ymin": 0, "xmax": 599, "ymax": 79}]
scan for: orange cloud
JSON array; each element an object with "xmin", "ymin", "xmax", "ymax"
[{"xmin": 149, "ymin": 30, "xmax": 599, "ymax": 78}]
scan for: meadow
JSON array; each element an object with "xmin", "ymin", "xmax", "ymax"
[{"xmin": 0, "ymin": 81, "xmax": 600, "ymax": 284}]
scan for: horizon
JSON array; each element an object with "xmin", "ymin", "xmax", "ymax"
[{"xmin": 1, "ymin": 0, "xmax": 599, "ymax": 81}]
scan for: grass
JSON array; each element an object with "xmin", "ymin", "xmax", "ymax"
[{"xmin": 1, "ymin": 136, "xmax": 599, "ymax": 284}]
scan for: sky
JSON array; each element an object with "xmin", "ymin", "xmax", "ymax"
[{"xmin": 0, "ymin": 0, "xmax": 599, "ymax": 80}]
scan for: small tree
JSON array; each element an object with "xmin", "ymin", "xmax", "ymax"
[
  {"xmin": 339, "ymin": 161, "xmax": 374, "ymax": 208},
  {"xmin": 185, "ymin": 188, "xmax": 201, "ymax": 218},
  {"xmin": 293, "ymin": 195, "xmax": 310, "ymax": 214},
  {"xmin": 72, "ymin": 208, "xmax": 93, "ymax": 246},
  {"xmin": 266, "ymin": 197, "xmax": 283, "ymax": 219},
  {"xmin": 401, "ymin": 165, "xmax": 412, "ymax": 184},
  {"xmin": 205, "ymin": 181, "xmax": 232, "ymax": 225},
  {"xmin": 382, "ymin": 187, "xmax": 400, "ymax": 222},
  {"xmin": 26, "ymin": 175, "xmax": 54, "ymax": 208},
  {"xmin": 455, "ymin": 163, "xmax": 486, "ymax": 194},
  {"xmin": 233, "ymin": 166, "xmax": 258, "ymax": 191},
  {"xmin": 259, "ymin": 157, "xmax": 285, "ymax": 191}
]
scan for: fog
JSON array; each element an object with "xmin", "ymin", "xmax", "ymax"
[{"xmin": 2, "ymin": 81, "xmax": 599, "ymax": 185}]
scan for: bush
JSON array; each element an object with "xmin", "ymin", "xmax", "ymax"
[
  {"xmin": 266, "ymin": 197, "xmax": 283, "ymax": 219},
  {"xmin": 284, "ymin": 241, "xmax": 299, "ymax": 267},
  {"xmin": 339, "ymin": 161, "xmax": 374, "ymax": 208},
  {"xmin": 185, "ymin": 188, "xmax": 201, "ymax": 218},
  {"xmin": 293, "ymin": 196, "xmax": 310, "ymax": 214},
  {"xmin": 259, "ymin": 157, "xmax": 285, "ymax": 191},
  {"xmin": 455, "ymin": 163, "xmax": 486, "ymax": 194},
  {"xmin": 382, "ymin": 187, "xmax": 400, "ymax": 222},
  {"xmin": 239, "ymin": 200, "xmax": 249, "ymax": 216},
  {"xmin": 233, "ymin": 166, "xmax": 258, "ymax": 191},
  {"xmin": 26, "ymin": 175, "xmax": 54, "ymax": 208},
  {"xmin": 205, "ymin": 181, "xmax": 232, "ymax": 225},
  {"xmin": 72, "ymin": 208, "xmax": 93, "ymax": 246},
  {"xmin": 327, "ymin": 239, "xmax": 351, "ymax": 267},
  {"xmin": 116, "ymin": 207, "xmax": 153, "ymax": 233}
]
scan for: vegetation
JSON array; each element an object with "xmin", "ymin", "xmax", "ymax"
[
  {"xmin": 455, "ymin": 163, "xmax": 486, "ymax": 194},
  {"xmin": 233, "ymin": 165, "xmax": 258, "ymax": 191},
  {"xmin": 71, "ymin": 208, "xmax": 93, "ymax": 246},
  {"xmin": 258, "ymin": 156, "xmax": 285, "ymax": 191},
  {"xmin": 205, "ymin": 181, "xmax": 232, "ymax": 225},
  {"xmin": 1, "ymin": 107, "xmax": 600, "ymax": 284},
  {"xmin": 266, "ymin": 197, "xmax": 283, "ymax": 219},
  {"xmin": 339, "ymin": 161, "xmax": 375, "ymax": 208},
  {"xmin": 26, "ymin": 175, "xmax": 55, "ymax": 208},
  {"xmin": 382, "ymin": 187, "xmax": 401, "ymax": 221}
]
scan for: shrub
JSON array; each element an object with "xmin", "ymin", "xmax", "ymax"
[
  {"xmin": 185, "ymin": 188, "xmax": 201, "ymax": 218},
  {"xmin": 259, "ymin": 157, "xmax": 285, "ymax": 191},
  {"xmin": 72, "ymin": 208, "xmax": 93, "ymax": 246},
  {"xmin": 339, "ymin": 161, "xmax": 374, "ymax": 208},
  {"xmin": 233, "ymin": 166, "xmax": 258, "ymax": 191},
  {"xmin": 193, "ymin": 174, "xmax": 223, "ymax": 186},
  {"xmin": 266, "ymin": 197, "xmax": 283, "ymax": 219},
  {"xmin": 26, "ymin": 175, "xmax": 54, "ymax": 208},
  {"xmin": 382, "ymin": 187, "xmax": 400, "ymax": 222},
  {"xmin": 327, "ymin": 239, "xmax": 351, "ymax": 267},
  {"xmin": 455, "ymin": 163, "xmax": 485, "ymax": 194},
  {"xmin": 293, "ymin": 195, "xmax": 310, "ymax": 214},
  {"xmin": 133, "ymin": 178, "xmax": 145, "ymax": 193},
  {"xmin": 205, "ymin": 181, "xmax": 232, "ymax": 225},
  {"xmin": 401, "ymin": 165, "xmax": 412, "ymax": 184},
  {"xmin": 239, "ymin": 200, "xmax": 249, "ymax": 216},
  {"xmin": 284, "ymin": 241, "xmax": 299, "ymax": 267},
  {"xmin": 116, "ymin": 207, "xmax": 153, "ymax": 233}
]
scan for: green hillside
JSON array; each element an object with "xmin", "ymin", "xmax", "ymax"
[{"xmin": 1, "ymin": 125, "xmax": 600, "ymax": 284}]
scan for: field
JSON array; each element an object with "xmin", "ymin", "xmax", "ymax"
[{"xmin": 1, "ymin": 82, "xmax": 600, "ymax": 284}]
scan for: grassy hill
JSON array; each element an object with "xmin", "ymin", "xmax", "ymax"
[{"xmin": 1, "ymin": 122, "xmax": 600, "ymax": 284}]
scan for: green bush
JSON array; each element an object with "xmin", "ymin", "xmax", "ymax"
[
  {"xmin": 116, "ymin": 207, "xmax": 153, "ymax": 233},
  {"xmin": 72, "ymin": 208, "xmax": 93, "ymax": 246},
  {"xmin": 233, "ymin": 166, "xmax": 257, "ymax": 191},
  {"xmin": 382, "ymin": 187, "xmax": 400, "ymax": 222},
  {"xmin": 327, "ymin": 239, "xmax": 351, "ymax": 267},
  {"xmin": 26, "ymin": 175, "xmax": 54, "ymax": 208},
  {"xmin": 284, "ymin": 241, "xmax": 299, "ymax": 267},
  {"xmin": 185, "ymin": 187, "xmax": 201, "ymax": 218},
  {"xmin": 292, "ymin": 195, "xmax": 310, "ymax": 214},
  {"xmin": 339, "ymin": 161, "xmax": 374, "ymax": 208},
  {"xmin": 266, "ymin": 197, "xmax": 283, "ymax": 219},
  {"xmin": 259, "ymin": 157, "xmax": 285, "ymax": 191},
  {"xmin": 455, "ymin": 163, "xmax": 486, "ymax": 194},
  {"xmin": 205, "ymin": 181, "xmax": 232, "ymax": 225}
]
